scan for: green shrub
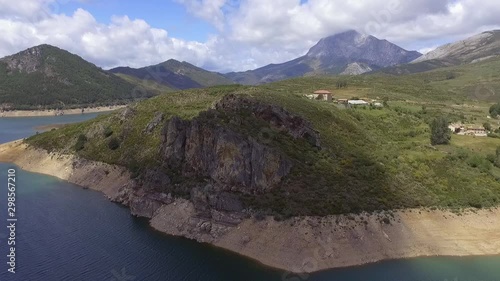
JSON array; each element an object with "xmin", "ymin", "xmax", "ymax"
[
  {"xmin": 103, "ymin": 127, "xmax": 114, "ymax": 138},
  {"xmin": 467, "ymin": 154, "xmax": 492, "ymax": 173},
  {"xmin": 456, "ymin": 149, "xmax": 470, "ymax": 160},
  {"xmin": 446, "ymin": 72, "xmax": 456, "ymax": 80},
  {"xmin": 407, "ymin": 130, "xmax": 418, "ymax": 138},
  {"xmin": 107, "ymin": 137, "xmax": 121, "ymax": 150},
  {"xmin": 74, "ymin": 134, "xmax": 87, "ymax": 151},
  {"xmin": 486, "ymin": 154, "xmax": 496, "ymax": 163}
]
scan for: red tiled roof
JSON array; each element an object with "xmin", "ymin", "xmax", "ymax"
[{"xmin": 314, "ymin": 90, "xmax": 331, "ymax": 94}]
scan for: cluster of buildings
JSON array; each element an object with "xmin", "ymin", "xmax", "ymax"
[
  {"xmin": 448, "ymin": 123, "xmax": 488, "ymax": 137},
  {"xmin": 306, "ymin": 90, "xmax": 492, "ymax": 138},
  {"xmin": 306, "ymin": 90, "xmax": 383, "ymax": 107}
]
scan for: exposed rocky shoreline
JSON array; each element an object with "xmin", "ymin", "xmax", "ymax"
[
  {"xmin": 1, "ymin": 140, "xmax": 500, "ymax": 273},
  {"xmin": 0, "ymin": 105, "xmax": 126, "ymax": 117}
]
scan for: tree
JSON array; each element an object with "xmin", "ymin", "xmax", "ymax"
[
  {"xmin": 494, "ymin": 146, "xmax": 500, "ymax": 168},
  {"xmin": 430, "ymin": 116, "xmax": 451, "ymax": 145},
  {"xmin": 382, "ymin": 96, "xmax": 389, "ymax": 107},
  {"xmin": 483, "ymin": 122, "xmax": 492, "ymax": 132},
  {"xmin": 489, "ymin": 103, "xmax": 500, "ymax": 118},
  {"xmin": 336, "ymin": 80, "xmax": 348, "ymax": 89}
]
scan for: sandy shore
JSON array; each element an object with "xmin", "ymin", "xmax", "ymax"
[
  {"xmin": 0, "ymin": 105, "xmax": 126, "ymax": 118},
  {"xmin": 1, "ymin": 140, "xmax": 499, "ymax": 273}
]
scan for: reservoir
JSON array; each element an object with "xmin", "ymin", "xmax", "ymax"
[{"xmin": 0, "ymin": 115, "xmax": 499, "ymax": 281}]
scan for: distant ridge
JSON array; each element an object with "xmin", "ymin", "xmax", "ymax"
[
  {"xmin": 110, "ymin": 59, "xmax": 234, "ymax": 91},
  {"xmin": 413, "ymin": 30, "xmax": 500, "ymax": 64},
  {"xmin": 225, "ymin": 30, "xmax": 421, "ymax": 85},
  {"xmin": 383, "ymin": 30, "xmax": 500, "ymax": 75}
]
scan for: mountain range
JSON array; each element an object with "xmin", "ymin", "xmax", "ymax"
[
  {"xmin": 224, "ymin": 30, "xmax": 422, "ymax": 84},
  {"xmin": 1, "ymin": 29, "xmax": 500, "ymax": 109},
  {"xmin": 383, "ymin": 30, "xmax": 500, "ymax": 75},
  {"xmin": 109, "ymin": 59, "xmax": 233, "ymax": 91}
]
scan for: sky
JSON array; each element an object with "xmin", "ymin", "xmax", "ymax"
[{"xmin": 0, "ymin": 0, "xmax": 499, "ymax": 73}]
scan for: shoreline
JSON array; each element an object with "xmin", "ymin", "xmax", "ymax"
[
  {"xmin": 0, "ymin": 105, "xmax": 126, "ymax": 118},
  {"xmin": 1, "ymin": 140, "xmax": 499, "ymax": 273}
]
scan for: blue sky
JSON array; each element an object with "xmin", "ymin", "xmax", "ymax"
[{"xmin": 0, "ymin": 0, "xmax": 499, "ymax": 72}]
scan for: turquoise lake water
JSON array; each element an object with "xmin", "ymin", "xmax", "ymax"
[{"xmin": 0, "ymin": 115, "xmax": 499, "ymax": 280}]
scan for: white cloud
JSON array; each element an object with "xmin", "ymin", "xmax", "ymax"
[
  {"xmin": 175, "ymin": 0, "xmax": 228, "ymax": 30},
  {"xmin": 0, "ymin": 0, "xmax": 500, "ymax": 72},
  {"xmin": 0, "ymin": 3, "xmax": 213, "ymax": 70},
  {"xmin": 181, "ymin": 0, "xmax": 500, "ymax": 70}
]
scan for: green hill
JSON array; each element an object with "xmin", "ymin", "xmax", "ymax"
[
  {"xmin": 0, "ymin": 44, "xmax": 154, "ymax": 110},
  {"xmin": 114, "ymin": 73, "xmax": 175, "ymax": 94},
  {"xmin": 109, "ymin": 59, "xmax": 234, "ymax": 90},
  {"xmin": 27, "ymin": 66, "xmax": 500, "ymax": 217}
]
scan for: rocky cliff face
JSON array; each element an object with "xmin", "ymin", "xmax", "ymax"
[
  {"xmin": 114, "ymin": 95, "xmax": 320, "ymax": 230},
  {"xmin": 161, "ymin": 116, "xmax": 292, "ymax": 193}
]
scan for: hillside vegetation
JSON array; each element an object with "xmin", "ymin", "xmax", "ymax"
[
  {"xmin": 0, "ymin": 45, "xmax": 153, "ymax": 110},
  {"xmin": 27, "ymin": 63, "xmax": 500, "ymax": 217},
  {"xmin": 109, "ymin": 59, "xmax": 234, "ymax": 91}
]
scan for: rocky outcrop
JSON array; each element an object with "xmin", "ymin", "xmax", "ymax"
[
  {"xmin": 160, "ymin": 116, "xmax": 293, "ymax": 194},
  {"xmin": 109, "ymin": 95, "xmax": 322, "ymax": 237},
  {"xmin": 120, "ymin": 106, "xmax": 135, "ymax": 122},
  {"xmin": 190, "ymin": 184, "xmax": 247, "ymax": 223},
  {"xmin": 341, "ymin": 62, "xmax": 373, "ymax": 75},
  {"xmin": 144, "ymin": 112, "xmax": 164, "ymax": 134},
  {"xmin": 215, "ymin": 94, "xmax": 321, "ymax": 147},
  {"xmin": 119, "ymin": 95, "xmax": 321, "ymax": 221},
  {"xmin": 1, "ymin": 45, "xmax": 44, "ymax": 74}
]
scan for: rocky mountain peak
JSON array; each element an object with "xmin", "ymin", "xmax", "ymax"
[
  {"xmin": 0, "ymin": 44, "xmax": 54, "ymax": 73},
  {"xmin": 305, "ymin": 30, "xmax": 421, "ymax": 68},
  {"xmin": 306, "ymin": 30, "xmax": 371, "ymax": 58},
  {"xmin": 225, "ymin": 30, "xmax": 422, "ymax": 84}
]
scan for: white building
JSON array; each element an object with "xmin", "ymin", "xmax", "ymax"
[{"xmin": 348, "ymin": 100, "xmax": 369, "ymax": 106}]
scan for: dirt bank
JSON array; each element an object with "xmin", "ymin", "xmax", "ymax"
[
  {"xmin": 1, "ymin": 140, "xmax": 499, "ymax": 273},
  {"xmin": 0, "ymin": 140, "xmax": 131, "ymax": 198},
  {"xmin": 0, "ymin": 105, "xmax": 126, "ymax": 118},
  {"xmin": 150, "ymin": 200, "xmax": 500, "ymax": 273}
]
